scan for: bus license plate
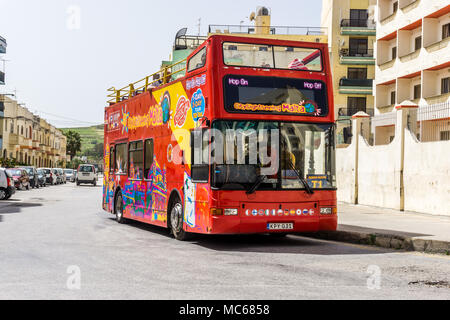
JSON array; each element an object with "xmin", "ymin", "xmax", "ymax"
[{"xmin": 268, "ymin": 223, "xmax": 294, "ymax": 231}]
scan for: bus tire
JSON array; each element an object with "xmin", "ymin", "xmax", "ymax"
[
  {"xmin": 169, "ymin": 199, "xmax": 191, "ymax": 241},
  {"xmin": 114, "ymin": 191, "xmax": 127, "ymax": 224}
]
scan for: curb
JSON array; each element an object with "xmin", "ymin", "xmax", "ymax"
[{"xmin": 303, "ymin": 230, "xmax": 450, "ymax": 255}]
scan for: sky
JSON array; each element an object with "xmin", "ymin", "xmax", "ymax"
[{"xmin": 0, "ymin": 0, "xmax": 322, "ymax": 128}]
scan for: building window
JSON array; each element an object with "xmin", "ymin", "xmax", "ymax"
[
  {"xmin": 442, "ymin": 77, "xmax": 450, "ymax": 95},
  {"xmin": 392, "ymin": 47, "xmax": 397, "ymax": 60},
  {"xmin": 128, "ymin": 141, "xmax": 143, "ymax": 179},
  {"xmin": 440, "ymin": 131, "xmax": 450, "ymax": 141},
  {"xmin": 349, "ymin": 9, "xmax": 368, "ymax": 27},
  {"xmin": 442, "ymin": 23, "xmax": 450, "ymax": 40},
  {"xmin": 347, "ymin": 97, "xmax": 367, "ymax": 114},
  {"xmin": 348, "ymin": 68, "xmax": 367, "ymax": 80},
  {"xmin": 349, "ymin": 38, "xmax": 368, "ymax": 56},
  {"xmin": 414, "ymin": 36, "xmax": 422, "ymax": 51},
  {"xmin": 393, "ymin": 1, "xmax": 398, "ymax": 13},
  {"xmin": 413, "ymin": 85, "xmax": 421, "ymax": 100},
  {"xmin": 391, "ymin": 91, "xmax": 396, "ymax": 105}
]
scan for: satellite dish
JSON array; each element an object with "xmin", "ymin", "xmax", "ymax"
[{"xmin": 249, "ymin": 12, "xmax": 256, "ymax": 21}]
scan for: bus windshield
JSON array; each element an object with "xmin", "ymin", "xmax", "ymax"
[
  {"xmin": 223, "ymin": 42, "xmax": 322, "ymax": 71},
  {"xmin": 209, "ymin": 120, "xmax": 336, "ymax": 191}
]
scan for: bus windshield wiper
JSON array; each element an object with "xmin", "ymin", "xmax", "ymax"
[
  {"xmin": 287, "ymin": 159, "xmax": 314, "ymax": 194},
  {"xmin": 246, "ymin": 175, "xmax": 267, "ymax": 195}
]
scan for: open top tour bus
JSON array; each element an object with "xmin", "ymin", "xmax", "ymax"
[{"xmin": 103, "ymin": 35, "xmax": 337, "ymax": 240}]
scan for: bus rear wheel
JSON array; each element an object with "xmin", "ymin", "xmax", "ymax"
[
  {"xmin": 169, "ymin": 200, "xmax": 191, "ymax": 241},
  {"xmin": 115, "ymin": 192, "xmax": 127, "ymax": 224}
]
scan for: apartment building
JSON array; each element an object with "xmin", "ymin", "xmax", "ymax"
[
  {"xmin": 322, "ymin": 0, "xmax": 377, "ymax": 120},
  {"xmin": 0, "ymin": 35, "xmax": 5, "ymax": 85},
  {"xmin": 375, "ymin": 0, "xmax": 449, "ymax": 112},
  {"xmin": 373, "ymin": 0, "xmax": 450, "ymax": 143},
  {"xmin": 1, "ymin": 95, "xmax": 67, "ymax": 167}
]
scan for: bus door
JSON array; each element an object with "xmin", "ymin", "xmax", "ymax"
[{"xmin": 125, "ymin": 141, "xmax": 146, "ymax": 218}]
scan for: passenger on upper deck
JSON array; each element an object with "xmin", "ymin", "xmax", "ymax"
[{"xmin": 149, "ymin": 73, "xmax": 163, "ymax": 89}]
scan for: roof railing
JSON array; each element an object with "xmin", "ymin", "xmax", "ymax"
[
  {"xmin": 107, "ymin": 58, "xmax": 187, "ymax": 104},
  {"xmin": 208, "ymin": 25, "xmax": 326, "ymax": 36}
]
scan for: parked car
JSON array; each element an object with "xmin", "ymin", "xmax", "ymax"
[
  {"xmin": 64, "ymin": 169, "xmax": 75, "ymax": 183},
  {"xmin": 22, "ymin": 167, "xmax": 40, "ymax": 189},
  {"xmin": 51, "ymin": 168, "xmax": 62, "ymax": 184},
  {"xmin": 57, "ymin": 168, "xmax": 67, "ymax": 184},
  {"xmin": 36, "ymin": 169, "xmax": 47, "ymax": 187},
  {"xmin": 0, "ymin": 168, "xmax": 16, "ymax": 200},
  {"xmin": 6, "ymin": 168, "xmax": 30, "ymax": 190},
  {"xmin": 39, "ymin": 168, "xmax": 57, "ymax": 185},
  {"xmin": 76, "ymin": 164, "xmax": 98, "ymax": 186}
]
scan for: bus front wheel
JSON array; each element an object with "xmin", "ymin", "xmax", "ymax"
[{"xmin": 169, "ymin": 200, "xmax": 191, "ymax": 241}]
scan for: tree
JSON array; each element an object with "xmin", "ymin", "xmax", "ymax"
[
  {"xmin": 64, "ymin": 130, "xmax": 82, "ymax": 158},
  {"xmin": 67, "ymin": 158, "xmax": 83, "ymax": 170}
]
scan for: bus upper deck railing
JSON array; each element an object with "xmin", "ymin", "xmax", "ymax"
[
  {"xmin": 107, "ymin": 58, "xmax": 187, "ymax": 104},
  {"xmin": 208, "ymin": 25, "xmax": 327, "ymax": 36}
]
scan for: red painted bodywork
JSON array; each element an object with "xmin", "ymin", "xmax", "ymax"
[{"xmin": 103, "ymin": 35, "xmax": 337, "ymax": 234}]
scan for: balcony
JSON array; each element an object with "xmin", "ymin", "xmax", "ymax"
[
  {"xmin": 32, "ymin": 140, "xmax": 40, "ymax": 150},
  {"xmin": 340, "ymin": 19, "xmax": 376, "ymax": 36},
  {"xmin": 340, "ymin": 48, "xmax": 375, "ymax": 65},
  {"xmin": 339, "ymin": 78, "xmax": 373, "ymax": 95},
  {"xmin": 338, "ymin": 108, "xmax": 375, "ymax": 118}
]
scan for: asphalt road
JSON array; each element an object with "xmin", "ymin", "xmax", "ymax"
[{"xmin": 0, "ymin": 182, "xmax": 449, "ymax": 300}]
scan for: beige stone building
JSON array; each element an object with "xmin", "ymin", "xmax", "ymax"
[
  {"xmin": 1, "ymin": 95, "xmax": 67, "ymax": 167},
  {"xmin": 321, "ymin": 0, "xmax": 377, "ymax": 119}
]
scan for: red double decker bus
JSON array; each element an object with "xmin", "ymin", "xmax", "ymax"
[{"xmin": 103, "ymin": 35, "xmax": 337, "ymax": 240}]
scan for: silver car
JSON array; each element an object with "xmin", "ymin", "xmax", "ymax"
[{"xmin": 64, "ymin": 169, "xmax": 76, "ymax": 183}]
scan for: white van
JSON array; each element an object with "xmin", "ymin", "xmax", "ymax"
[{"xmin": 76, "ymin": 164, "xmax": 98, "ymax": 186}]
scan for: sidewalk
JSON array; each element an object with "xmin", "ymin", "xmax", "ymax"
[{"xmin": 309, "ymin": 203, "xmax": 450, "ymax": 254}]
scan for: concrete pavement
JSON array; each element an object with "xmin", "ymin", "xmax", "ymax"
[
  {"xmin": 0, "ymin": 183, "xmax": 450, "ymax": 299},
  {"xmin": 307, "ymin": 203, "xmax": 450, "ymax": 254}
]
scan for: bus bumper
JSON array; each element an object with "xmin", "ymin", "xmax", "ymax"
[{"xmin": 208, "ymin": 214, "xmax": 337, "ymax": 235}]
